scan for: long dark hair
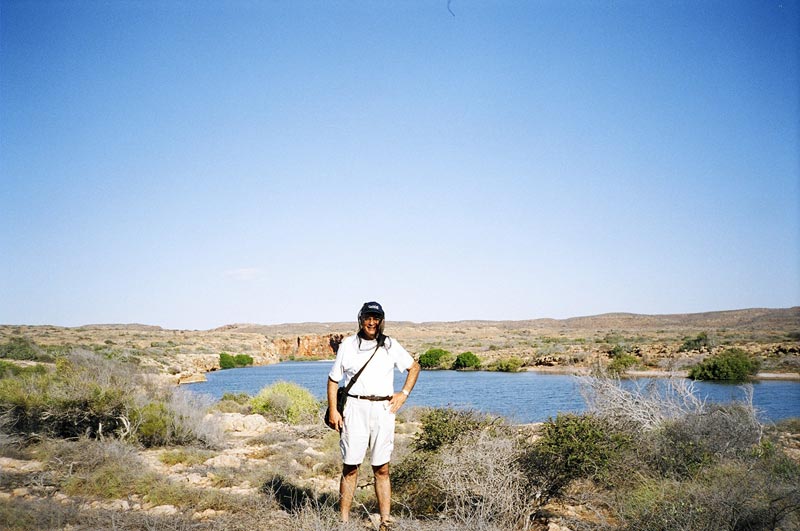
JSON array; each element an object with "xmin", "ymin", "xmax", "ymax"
[
  {"xmin": 357, "ymin": 328, "xmax": 387, "ymax": 348},
  {"xmin": 357, "ymin": 311, "xmax": 388, "ymax": 348}
]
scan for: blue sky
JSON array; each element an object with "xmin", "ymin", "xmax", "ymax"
[{"xmin": 1, "ymin": 1, "xmax": 798, "ymax": 329}]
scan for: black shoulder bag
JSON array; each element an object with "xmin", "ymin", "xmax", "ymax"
[{"xmin": 325, "ymin": 343, "xmax": 380, "ymax": 430}]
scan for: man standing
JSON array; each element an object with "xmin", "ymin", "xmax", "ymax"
[{"xmin": 327, "ymin": 301, "xmax": 420, "ymax": 530}]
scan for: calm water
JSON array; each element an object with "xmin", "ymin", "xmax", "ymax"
[{"xmin": 186, "ymin": 361, "xmax": 800, "ymax": 423}]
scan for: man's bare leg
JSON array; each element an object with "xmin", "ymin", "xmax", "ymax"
[
  {"xmin": 373, "ymin": 463, "xmax": 391, "ymax": 525},
  {"xmin": 340, "ymin": 464, "xmax": 359, "ymax": 522}
]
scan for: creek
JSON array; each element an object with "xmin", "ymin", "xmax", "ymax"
[{"xmin": 186, "ymin": 361, "xmax": 799, "ymax": 423}]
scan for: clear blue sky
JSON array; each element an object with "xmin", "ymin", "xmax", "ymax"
[{"xmin": 1, "ymin": 1, "xmax": 798, "ymax": 329}]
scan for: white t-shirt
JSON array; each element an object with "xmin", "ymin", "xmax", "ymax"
[{"xmin": 328, "ymin": 334, "xmax": 415, "ymax": 396}]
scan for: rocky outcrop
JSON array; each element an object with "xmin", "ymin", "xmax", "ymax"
[{"xmin": 269, "ymin": 333, "xmax": 343, "ymax": 360}]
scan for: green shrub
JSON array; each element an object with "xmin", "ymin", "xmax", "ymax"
[
  {"xmin": 134, "ymin": 402, "xmax": 171, "ymax": 447},
  {"xmin": 250, "ymin": 381, "xmax": 320, "ymax": 425},
  {"xmin": 608, "ymin": 353, "xmax": 638, "ymax": 375},
  {"xmin": 516, "ymin": 413, "xmax": 634, "ymax": 503},
  {"xmin": 219, "ymin": 352, "xmax": 236, "ymax": 369},
  {"xmin": 159, "ymin": 448, "xmax": 215, "ymax": 466},
  {"xmin": 453, "ymin": 351, "xmax": 481, "ymax": 370},
  {"xmin": 0, "ymin": 361, "xmax": 46, "ymax": 378},
  {"xmin": 0, "ymin": 337, "xmax": 38, "ymax": 360},
  {"xmin": 391, "ymin": 452, "xmax": 441, "ymax": 515},
  {"xmin": 0, "ymin": 349, "xmax": 218, "ymax": 447},
  {"xmin": 214, "ymin": 392, "xmax": 252, "ymax": 414},
  {"xmin": 419, "ymin": 348, "xmax": 452, "ymax": 369},
  {"xmin": 0, "ymin": 337, "xmax": 54, "ymax": 362},
  {"xmin": 489, "ymin": 356, "xmax": 523, "ymax": 372},
  {"xmin": 688, "ymin": 348, "xmax": 760, "ymax": 382},
  {"xmin": 221, "ymin": 392, "xmax": 250, "ymax": 403},
  {"xmin": 412, "ymin": 408, "xmax": 498, "ymax": 452},
  {"xmin": 0, "ymin": 365, "xmax": 131, "ymax": 439},
  {"xmin": 616, "ymin": 458, "xmax": 800, "ymax": 531},
  {"xmin": 233, "ymin": 354, "xmax": 253, "ymax": 366},
  {"xmin": 524, "ymin": 413, "xmax": 631, "ymax": 487},
  {"xmin": 219, "ymin": 352, "xmax": 253, "ymax": 369}
]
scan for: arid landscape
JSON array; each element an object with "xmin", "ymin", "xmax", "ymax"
[
  {"xmin": 2, "ymin": 307, "xmax": 798, "ymax": 382},
  {"xmin": 2, "ymin": 307, "xmax": 799, "ymax": 530}
]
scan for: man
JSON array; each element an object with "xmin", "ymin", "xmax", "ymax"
[{"xmin": 327, "ymin": 301, "xmax": 420, "ymax": 530}]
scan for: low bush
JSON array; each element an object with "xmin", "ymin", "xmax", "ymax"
[
  {"xmin": 428, "ymin": 429, "xmax": 532, "ymax": 527},
  {"xmin": 158, "ymin": 447, "xmax": 215, "ymax": 466},
  {"xmin": 0, "ymin": 361, "xmax": 46, "ymax": 378},
  {"xmin": 40, "ymin": 437, "xmax": 242, "ymax": 513},
  {"xmin": 488, "ymin": 356, "xmax": 523, "ymax": 372},
  {"xmin": 213, "ymin": 392, "xmax": 252, "ymax": 414},
  {"xmin": 221, "ymin": 392, "xmax": 251, "ymax": 404},
  {"xmin": 144, "ymin": 388, "xmax": 222, "ymax": 448},
  {"xmin": 395, "ymin": 408, "xmax": 503, "ymax": 518},
  {"xmin": 250, "ymin": 381, "xmax": 320, "ymax": 425},
  {"xmin": 648, "ymin": 402, "xmax": 763, "ymax": 479},
  {"xmin": 40, "ymin": 438, "xmax": 154, "ymax": 499},
  {"xmin": 412, "ymin": 408, "xmax": 498, "ymax": 452},
  {"xmin": 520, "ymin": 413, "xmax": 632, "ymax": 500},
  {"xmin": 419, "ymin": 348, "xmax": 452, "ymax": 369},
  {"xmin": 0, "ymin": 349, "xmax": 220, "ymax": 447},
  {"xmin": 396, "ymin": 410, "xmax": 555, "ymax": 527},
  {"xmin": 453, "ymin": 351, "xmax": 481, "ymax": 370},
  {"xmin": 0, "ymin": 359, "xmax": 133, "ymax": 440},
  {"xmin": 688, "ymin": 348, "xmax": 760, "ymax": 382},
  {"xmin": 615, "ymin": 458, "xmax": 800, "ymax": 531},
  {"xmin": 0, "ymin": 337, "xmax": 50, "ymax": 362},
  {"xmin": 234, "ymin": 354, "xmax": 253, "ymax": 366}
]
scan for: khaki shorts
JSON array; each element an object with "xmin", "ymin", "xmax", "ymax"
[{"xmin": 340, "ymin": 397, "xmax": 396, "ymax": 466}]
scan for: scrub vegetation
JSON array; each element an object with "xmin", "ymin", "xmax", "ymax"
[
  {"xmin": 0, "ymin": 349, "xmax": 798, "ymax": 530},
  {"xmin": 0, "ymin": 349, "xmax": 221, "ymax": 447},
  {"xmin": 1, "ymin": 307, "xmax": 799, "ymax": 530}
]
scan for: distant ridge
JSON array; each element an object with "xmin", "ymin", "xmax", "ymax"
[
  {"xmin": 11, "ymin": 308, "xmax": 793, "ymax": 334},
  {"xmin": 75, "ymin": 323, "xmax": 165, "ymax": 331},
  {"xmin": 210, "ymin": 307, "xmax": 799, "ymax": 335}
]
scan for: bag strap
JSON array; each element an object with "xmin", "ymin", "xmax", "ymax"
[{"xmin": 343, "ymin": 342, "xmax": 381, "ymax": 393}]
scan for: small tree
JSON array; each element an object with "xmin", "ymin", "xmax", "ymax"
[
  {"xmin": 453, "ymin": 351, "xmax": 481, "ymax": 370},
  {"xmin": 608, "ymin": 345, "xmax": 638, "ymax": 375}
]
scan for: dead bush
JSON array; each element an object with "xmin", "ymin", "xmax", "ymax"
[
  {"xmin": 395, "ymin": 415, "xmax": 541, "ymax": 528},
  {"xmin": 648, "ymin": 402, "xmax": 763, "ymax": 479},
  {"xmin": 578, "ymin": 373, "xmax": 706, "ymax": 432}
]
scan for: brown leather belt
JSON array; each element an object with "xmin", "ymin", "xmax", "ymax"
[{"xmin": 348, "ymin": 394, "xmax": 392, "ymax": 401}]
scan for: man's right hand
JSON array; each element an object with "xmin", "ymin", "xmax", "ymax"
[{"xmin": 328, "ymin": 409, "xmax": 343, "ymax": 432}]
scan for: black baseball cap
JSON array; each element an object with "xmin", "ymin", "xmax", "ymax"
[{"xmin": 359, "ymin": 301, "xmax": 384, "ymax": 318}]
